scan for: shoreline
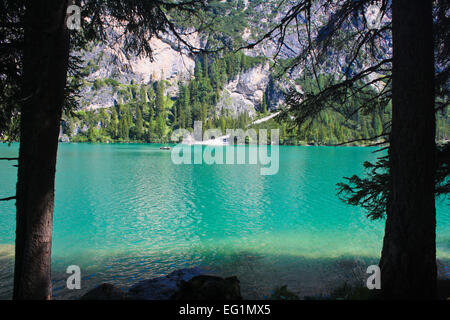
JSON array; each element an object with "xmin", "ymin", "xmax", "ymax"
[
  {"xmin": 0, "ymin": 251, "xmax": 448, "ymax": 300},
  {"xmin": 1, "ymin": 141, "xmax": 387, "ymax": 148},
  {"xmin": 4, "ymin": 138, "xmax": 448, "ymax": 147}
]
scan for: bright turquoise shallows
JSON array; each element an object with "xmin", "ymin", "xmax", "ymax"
[{"xmin": 0, "ymin": 143, "xmax": 448, "ymax": 299}]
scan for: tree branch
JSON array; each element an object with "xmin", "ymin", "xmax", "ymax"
[
  {"xmin": 0, "ymin": 196, "xmax": 16, "ymax": 201},
  {"xmin": 332, "ymin": 132, "xmax": 389, "ymax": 147}
]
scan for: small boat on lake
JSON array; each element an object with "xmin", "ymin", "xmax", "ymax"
[{"xmin": 160, "ymin": 146, "xmax": 171, "ymax": 150}]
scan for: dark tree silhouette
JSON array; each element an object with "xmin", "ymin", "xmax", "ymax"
[
  {"xmin": 380, "ymin": 0, "xmax": 437, "ymax": 299},
  {"xmin": 13, "ymin": 0, "xmax": 71, "ymax": 300}
]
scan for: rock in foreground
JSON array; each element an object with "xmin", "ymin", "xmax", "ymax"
[
  {"xmin": 172, "ymin": 275, "xmax": 242, "ymax": 300},
  {"xmin": 128, "ymin": 268, "xmax": 206, "ymax": 300},
  {"xmin": 80, "ymin": 283, "xmax": 127, "ymax": 300},
  {"xmin": 80, "ymin": 268, "xmax": 242, "ymax": 300}
]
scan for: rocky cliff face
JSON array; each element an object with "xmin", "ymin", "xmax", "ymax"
[
  {"xmin": 77, "ymin": 36, "xmax": 281, "ymax": 116},
  {"xmin": 216, "ymin": 62, "xmax": 271, "ymax": 117},
  {"xmin": 76, "ymin": 31, "xmax": 200, "ymax": 110},
  {"xmin": 74, "ymin": 3, "xmax": 289, "ymax": 117},
  {"xmin": 74, "ymin": 0, "xmax": 390, "ymax": 118}
]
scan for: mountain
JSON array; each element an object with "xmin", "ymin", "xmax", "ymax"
[
  {"xmin": 60, "ymin": 0, "xmax": 384, "ymax": 145},
  {"xmin": 68, "ymin": 1, "xmax": 299, "ymax": 115},
  {"xmin": 61, "ymin": 0, "xmax": 447, "ymax": 145}
]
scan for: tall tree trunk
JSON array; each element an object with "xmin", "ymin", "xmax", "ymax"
[
  {"xmin": 380, "ymin": 0, "xmax": 436, "ymax": 299},
  {"xmin": 13, "ymin": 0, "xmax": 70, "ymax": 300}
]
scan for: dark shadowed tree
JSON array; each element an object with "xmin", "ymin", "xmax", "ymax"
[
  {"xmin": 13, "ymin": 0, "xmax": 71, "ymax": 300},
  {"xmin": 379, "ymin": 0, "xmax": 437, "ymax": 299}
]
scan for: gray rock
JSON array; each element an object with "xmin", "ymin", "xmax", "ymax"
[
  {"xmin": 217, "ymin": 63, "xmax": 272, "ymax": 117},
  {"xmin": 80, "ymin": 283, "xmax": 127, "ymax": 300},
  {"xmin": 59, "ymin": 134, "xmax": 70, "ymax": 143},
  {"xmin": 172, "ymin": 275, "xmax": 242, "ymax": 300},
  {"xmin": 128, "ymin": 267, "xmax": 206, "ymax": 300}
]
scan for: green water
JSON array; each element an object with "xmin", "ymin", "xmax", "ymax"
[{"xmin": 0, "ymin": 143, "xmax": 448, "ymax": 299}]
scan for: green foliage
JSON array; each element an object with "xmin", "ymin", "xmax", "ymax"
[
  {"xmin": 80, "ymin": 60, "xmax": 100, "ymax": 77},
  {"xmin": 148, "ymin": 103, "xmax": 155, "ymax": 143},
  {"xmin": 64, "ymin": 68, "xmax": 445, "ymax": 148},
  {"xmin": 278, "ymin": 75, "xmax": 391, "ymax": 145},
  {"xmin": 337, "ymin": 156, "xmax": 389, "ymax": 220},
  {"xmin": 92, "ymin": 79, "xmax": 106, "ymax": 90},
  {"xmin": 104, "ymin": 78, "xmax": 120, "ymax": 88},
  {"xmin": 155, "ymin": 81, "xmax": 165, "ymax": 116},
  {"xmin": 64, "ymin": 11, "xmax": 270, "ymax": 144},
  {"xmin": 337, "ymin": 143, "xmax": 449, "ymax": 220},
  {"xmin": 135, "ymin": 107, "xmax": 144, "ymax": 140},
  {"xmin": 109, "ymin": 108, "xmax": 119, "ymax": 139},
  {"xmin": 118, "ymin": 112, "xmax": 129, "ymax": 141}
]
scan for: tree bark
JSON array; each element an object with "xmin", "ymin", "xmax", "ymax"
[
  {"xmin": 380, "ymin": 0, "xmax": 437, "ymax": 299},
  {"xmin": 13, "ymin": 0, "xmax": 70, "ymax": 300}
]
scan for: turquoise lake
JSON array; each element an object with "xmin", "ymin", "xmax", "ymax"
[{"xmin": 0, "ymin": 143, "xmax": 448, "ymax": 299}]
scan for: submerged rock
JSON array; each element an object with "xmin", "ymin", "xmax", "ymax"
[
  {"xmin": 172, "ymin": 275, "xmax": 242, "ymax": 300},
  {"xmin": 128, "ymin": 267, "xmax": 206, "ymax": 300},
  {"xmin": 81, "ymin": 283, "xmax": 127, "ymax": 300}
]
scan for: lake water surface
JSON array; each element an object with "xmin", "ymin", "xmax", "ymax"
[{"xmin": 0, "ymin": 143, "xmax": 448, "ymax": 299}]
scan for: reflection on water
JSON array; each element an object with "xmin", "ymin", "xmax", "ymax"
[{"xmin": 0, "ymin": 144, "xmax": 448, "ymax": 299}]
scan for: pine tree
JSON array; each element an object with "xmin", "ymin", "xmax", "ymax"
[
  {"xmin": 148, "ymin": 104, "xmax": 154, "ymax": 143},
  {"xmin": 99, "ymin": 109, "xmax": 109, "ymax": 129},
  {"xmin": 119, "ymin": 116, "xmax": 129, "ymax": 141},
  {"xmin": 241, "ymin": 53, "xmax": 247, "ymax": 70},
  {"xmin": 380, "ymin": 0, "xmax": 437, "ymax": 299},
  {"xmin": 155, "ymin": 81, "xmax": 165, "ymax": 116},
  {"xmin": 219, "ymin": 115, "xmax": 226, "ymax": 135},
  {"xmin": 176, "ymin": 83, "xmax": 189, "ymax": 128},
  {"xmin": 185, "ymin": 102, "xmax": 192, "ymax": 129},
  {"xmin": 374, "ymin": 113, "xmax": 383, "ymax": 136},
  {"xmin": 147, "ymin": 86, "xmax": 155, "ymax": 103},
  {"xmin": 140, "ymin": 85, "xmax": 147, "ymax": 103},
  {"xmin": 262, "ymin": 92, "xmax": 268, "ymax": 115},
  {"xmin": 136, "ymin": 107, "xmax": 144, "ymax": 140},
  {"xmin": 194, "ymin": 58, "xmax": 203, "ymax": 80},
  {"xmin": 155, "ymin": 114, "xmax": 166, "ymax": 141},
  {"xmin": 109, "ymin": 108, "xmax": 119, "ymax": 139}
]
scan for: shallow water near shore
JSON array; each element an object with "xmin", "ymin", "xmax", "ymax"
[{"xmin": 0, "ymin": 143, "xmax": 448, "ymax": 299}]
